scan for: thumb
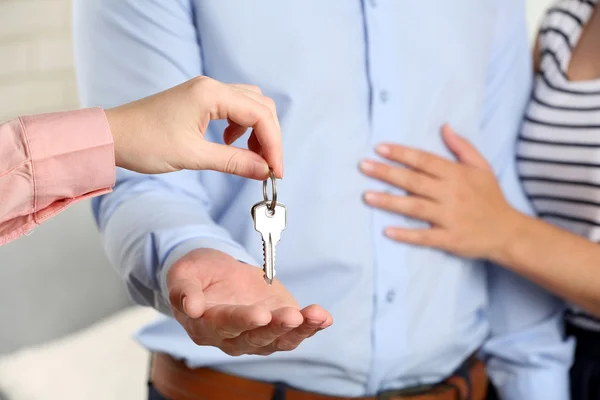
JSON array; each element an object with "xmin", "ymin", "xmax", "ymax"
[
  {"xmin": 441, "ymin": 124, "xmax": 490, "ymax": 170},
  {"xmin": 194, "ymin": 141, "xmax": 270, "ymax": 180},
  {"xmin": 169, "ymin": 279, "xmax": 206, "ymax": 319}
]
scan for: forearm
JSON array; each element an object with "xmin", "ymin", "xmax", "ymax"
[
  {"xmin": 0, "ymin": 108, "xmax": 115, "ymax": 245},
  {"xmin": 493, "ymin": 211, "xmax": 600, "ymax": 316},
  {"xmin": 97, "ymin": 172, "xmax": 257, "ymax": 315}
]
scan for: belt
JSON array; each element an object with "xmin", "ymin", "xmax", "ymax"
[{"xmin": 150, "ymin": 353, "xmax": 488, "ymax": 400}]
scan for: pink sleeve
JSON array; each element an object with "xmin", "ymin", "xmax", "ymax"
[{"xmin": 0, "ymin": 107, "xmax": 115, "ymax": 245}]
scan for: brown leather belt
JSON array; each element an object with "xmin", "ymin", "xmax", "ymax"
[{"xmin": 150, "ymin": 353, "xmax": 488, "ymax": 400}]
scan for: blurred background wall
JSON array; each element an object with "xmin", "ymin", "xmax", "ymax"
[
  {"xmin": 0, "ymin": 0, "xmax": 131, "ymax": 354},
  {"xmin": 0, "ymin": 0, "xmax": 77, "ymax": 123}
]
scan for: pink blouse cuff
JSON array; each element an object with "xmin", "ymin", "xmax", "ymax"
[
  {"xmin": 22, "ymin": 107, "xmax": 116, "ymax": 221},
  {"xmin": 0, "ymin": 108, "xmax": 115, "ymax": 245}
]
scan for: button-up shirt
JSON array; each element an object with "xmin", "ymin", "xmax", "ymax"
[{"xmin": 73, "ymin": 0, "xmax": 574, "ymax": 398}]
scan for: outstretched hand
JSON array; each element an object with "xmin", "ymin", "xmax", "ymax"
[{"xmin": 167, "ymin": 249, "xmax": 333, "ymax": 356}]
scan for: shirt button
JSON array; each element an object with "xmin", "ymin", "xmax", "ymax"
[
  {"xmin": 369, "ymin": 0, "xmax": 378, "ymax": 7},
  {"xmin": 379, "ymin": 90, "xmax": 389, "ymax": 103},
  {"xmin": 386, "ymin": 290, "xmax": 396, "ymax": 303}
]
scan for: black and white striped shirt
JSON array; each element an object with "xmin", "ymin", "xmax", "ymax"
[{"xmin": 517, "ymin": 0, "xmax": 600, "ymax": 331}]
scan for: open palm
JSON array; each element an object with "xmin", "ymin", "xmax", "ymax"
[{"xmin": 167, "ymin": 248, "xmax": 332, "ymax": 356}]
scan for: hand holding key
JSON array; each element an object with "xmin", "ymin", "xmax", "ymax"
[{"xmin": 167, "ymin": 248, "xmax": 333, "ymax": 356}]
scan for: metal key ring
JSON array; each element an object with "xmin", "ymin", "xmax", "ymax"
[{"xmin": 262, "ymin": 170, "xmax": 277, "ymax": 213}]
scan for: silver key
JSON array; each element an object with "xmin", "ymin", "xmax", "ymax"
[{"xmin": 251, "ymin": 171, "xmax": 287, "ymax": 285}]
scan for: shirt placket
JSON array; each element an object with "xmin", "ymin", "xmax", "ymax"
[{"xmin": 362, "ymin": 0, "xmax": 410, "ymax": 394}]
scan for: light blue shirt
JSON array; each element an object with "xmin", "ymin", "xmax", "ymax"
[{"xmin": 73, "ymin": 0, "xmax": 574, "ymax": 398}]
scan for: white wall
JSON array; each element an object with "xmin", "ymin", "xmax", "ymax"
[
  {"xmin": 0, "ymin": 0, "xmax": 557, "ymax": 350},
  {"xmin": 527, "ymin": 0, "xmax": 555, "ymax": 41},
  {"xmin": 0, "ymin": 0, "xmax": 78, "ymax": 122}
]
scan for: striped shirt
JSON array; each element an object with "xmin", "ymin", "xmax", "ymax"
[{"xmin": 517, "ymin": 0, "xmax": 600, "ymax": 331}]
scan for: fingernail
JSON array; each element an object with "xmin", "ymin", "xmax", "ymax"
[
  {"xmin": 384, "ymin": 227, "xmax": 396, "ymax": 238},
  {"xmin": 282, "ymin": 323, "xmax": 300, "ymax": 329},
  {"xmin": 376, "ymin": 144, "xmax": 391, "ymax": 156},
  {"xmin": 363, "ymin": 192, "xmax": 379, "ymax": 204},
  {"xmin": 306, "ymin": 318, "xmax": 323, "ymax": 325},
  {"xmin": 443, "ymin": 124, "xmax": 457, "ymax": 136},
  {"xmin": 182, "ymin": 296, "xmax": 188, "ymax": 312},
  {"xmin": 254, "ymin": 160, "xmax": 269, "ymax": 177},
  {"xmin": 360, "ymin": 160, "xmax": 375, "ymax": 173}
]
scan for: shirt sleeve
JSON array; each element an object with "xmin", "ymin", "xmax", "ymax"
[
  {"xmin": 0, "ymin": 108, "xmax": 115, "ymax": 245},
  {"xmin": 478, "ymin": 1, "xmax": 574, "ymax": 399},
  {"xmin": 73, "ymin": 0, "xmax": 258, "ymax": 315}
]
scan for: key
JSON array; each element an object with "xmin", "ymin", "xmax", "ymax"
[
  {"xmin": 251, "ymin": 170, "xmax": 287, "ymax": 285},
  {"xmin": 252, "ymin": 201, "xmax": 286, "ymax": 284}
]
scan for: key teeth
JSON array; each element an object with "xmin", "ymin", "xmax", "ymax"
[{"xmin": 261, "ymin": 239, "xmax": 275, "ymax": 285}]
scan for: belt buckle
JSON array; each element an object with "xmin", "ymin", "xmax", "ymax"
[{"xmin": 377, "ymin": 384, "xmax": 436, "ymax": 399}]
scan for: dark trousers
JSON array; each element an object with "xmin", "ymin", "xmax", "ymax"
[
  {"xmin": 148, "ymin": 383, "xmax": 166, "ymax": 400},
  {"xmin": 568, "ymin": 322, "xmax": 600, "ymax": 400}
]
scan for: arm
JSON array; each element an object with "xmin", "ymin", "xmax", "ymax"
[
  {"xmin": 477, "ymin": 8, "xmax": 572, "ymax": 395},
  {"xmin": 72, "ymin": 2, "xmax": 334, "ymax": 353},
  {"xmin": 480, "ymin": 168, "xmax": 573, "ymax": 400},
  {"xmin": 0, "ymin": 77, "xmax": 284, "ymax": 247},
  {"xmin": 493, "ymin": 213, "xmax": 600, "ymax": 316},
  {"xmin": 72, "ymin": 0, "xmax": 258, "ymax": 314},
  {"xmin": 0, "ymin": 108, "xmax": 114, "ymax": 245}
]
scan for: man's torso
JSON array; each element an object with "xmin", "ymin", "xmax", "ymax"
[{"xmin": 132, "ymin": 1, "xmax": 527, "ymax": 396}]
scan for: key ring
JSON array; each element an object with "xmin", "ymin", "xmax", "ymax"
[{"xmin": 262, "ymin": 170, "xmax": 277, "ymax": 213}]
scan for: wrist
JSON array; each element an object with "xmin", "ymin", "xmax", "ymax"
[
  {"xmin": 104, "ymin": 106, "xmax": 127, "ymax": 168},
  {"xmin": 488, "ymin": 208, "xmax": 531, "ymax": 267}
]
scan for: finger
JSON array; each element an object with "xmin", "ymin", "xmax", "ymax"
[
  {"xmin": 168, "ymin": 278, "xmax": 206, "ymax": 319},
  {"xmin": 299, "ymin": 304, "xmax": 331, "ymax": 326},
  {"xmin": 203, "ymin": 304, "xmax": 272, "ymax": 340},
  {"xmin": 226, "ymin": 307, "xmax": 303, "ymax": 350},
  {"xmin": 264, "ymin": 305, "xmax": 330, "ymax": 353},
  {"xmin": 224, "ymin": 89, "xmax": 276, "ymax": 150},
  {"xmin": 225, "ymin": 85, "xmax": 273, "ymax": 145},
  {"xmin": 307, "ymin": 313, "xmax": 334, "ymax": 339},
  {"xmin": 196, "ymin": 141, "xmax": 270, "ymax": 179},
  {"xmin": 320, "ymin": 313, "xmax": 334, "ymax": 329},
  {"xmin": 230, "ymin": 87, "xmax": 283, "ymax": 177},
  {"xmin": 230, "ymin": 86, "xmax": 280, "ymax": 130},
  {"xmin": 219, "ymin": 89, "xmax": 283, "ymax": 178},
  {"xmin": 375, "ymin": 143, "xmax": 453, "ymax": 178},
  {"xmin": 360, "ymin": 160, "xmax": 439, "ymax": 200},
  {"xmin": 247, "ymin": 131, "xmax": 262, "ymax": 156},
  {"xmin": 363, "ymin": 192, "xmax": 443, "ymax": 224},
  {"xmin": 223, "ymin": 119, "xmax": 249, "ymax": 145},
  {"xmin": 441, "ymin": 124, "xmax": 491, "ymax": 170},
  {"xmin": 384, "ymin": 227, "xmax": 449, "ymax": 249}
]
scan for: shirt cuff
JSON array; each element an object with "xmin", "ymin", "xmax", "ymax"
[
  {"xmin": 487, "ymin": 359, "xmax": 571, "ymax": 400},
  {"xmin": 20, "ymin": 107, "xmax": 116, "ymax": 223},
  {"xmin": 156, "ymin": 237, "xmax": 259, "ymax": 314}
]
